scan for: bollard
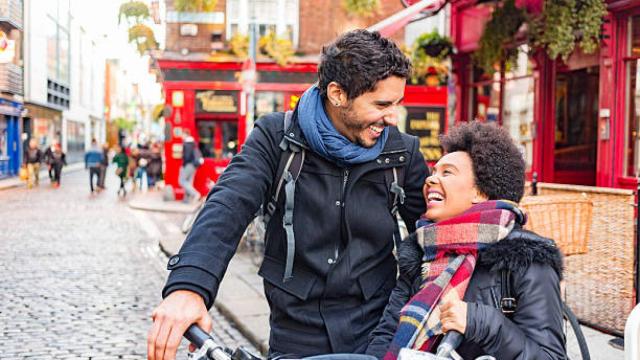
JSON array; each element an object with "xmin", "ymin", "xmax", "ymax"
[{"xmin": 625, "ymin": 303, "xmax": 640, "ymax": 359}]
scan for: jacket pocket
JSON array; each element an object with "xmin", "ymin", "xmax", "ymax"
[
  {"xmin": 258, "ymin": 255, "xmax": 318, "ymax": 301},
  {"xmin": 358, "ymin": 256, "xmax": 397, "ymax": 301}
]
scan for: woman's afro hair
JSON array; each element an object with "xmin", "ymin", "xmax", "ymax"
[{"xmin": 440, "ymin": 121, "xmax": 526, "ymax": 203}]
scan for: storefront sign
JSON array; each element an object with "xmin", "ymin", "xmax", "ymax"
[
  {"xmin": 196, "ymin": 90, "xmax": 238, "ymax": 114},
  {"xmin": 405, "ymin": 106, "xmax": 445, "ymax": 162}
]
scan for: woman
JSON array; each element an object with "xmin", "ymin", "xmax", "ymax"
[
  {"xmin": 113, "ymin": 146, "xmax": 129, "ymax": 197},
  {"xmin": 44, "ymin": 142, "xmax": 66, "ymax": 188},
  {"xmin": 366, "ymin": 122, "xmax": 565, "ymax": 359}
]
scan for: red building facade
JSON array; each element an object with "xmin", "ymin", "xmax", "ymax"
[{"xmin": 450, "ymin": 0, "xmax": 640, "ymax": 189}]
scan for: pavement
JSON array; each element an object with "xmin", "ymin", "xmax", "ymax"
[
  {"xmin": 0, "ymin": 167, "xmax": 257, "ymax": 359},
  {"xmin": 0, "ymin": 162, "xmax": 85, "ymax": 191}
]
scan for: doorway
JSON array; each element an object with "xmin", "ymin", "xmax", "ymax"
[{"xmin": 553, "ymin": 67, "xmax": 599, "ymax": 185}]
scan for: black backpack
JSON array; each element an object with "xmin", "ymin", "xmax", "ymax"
[{"xmin": 262, "ymin": 111, "xmax": 407, "ymax": 282}]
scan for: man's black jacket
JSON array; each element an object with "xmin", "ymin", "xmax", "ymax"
[{"xmin": 163, "ymin": 110, "xmax": 427, "ymax": 356}]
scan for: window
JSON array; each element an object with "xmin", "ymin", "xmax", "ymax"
[
  {"xmin": 226, "ymin": 0, "xmax": 299, "ymax": 47},
  {"xmin": 503, "ymin": 48, "xmax": 535, "ymax": 172},
  {"xmin": 46, "ymin": 0, "xmax": 71, "ymax": 86},
  {"xmin": 467, "ymin": 45, "xmax": 535, "ymax": 171},
  {"xmin": 625, "ymin": 15, "xmax": 640, "ymax": 177}
]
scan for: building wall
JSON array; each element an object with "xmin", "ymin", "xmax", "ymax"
[
  {"xmin": 298, "ymin": 0, "xmax": 405, "ymax": 55},
  {"xmin": 164, "ymin": 0, "xmax": 227, "ymax": 54}
]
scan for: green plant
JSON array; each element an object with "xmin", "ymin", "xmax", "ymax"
[
  {"xmin": 474, "ymin": 0, "xmax": 526, "ymax": 73},
  {"xmin": 410, "ymin": 32, "xmax": 452, "ymax": 86},
  {"xmin": 174, "ymin": 0, "xmax": 218, "ymax": 12},
  {"xmin": 128, "ymin": 24, "xmax": 158, "ymax": 55},
  {"xmin": 576, "ymin": 0, "xmax": 607, "ymax": 54},
  {"xmin": 415, "ymin": 30, "xmax": 454, "ymax": 59},
  {"xmin": 118, "ymin": 1, "xmax": 150, "ymax": 25},
  {"xmin": 259, "ymin": 32, "xmax": 294, "ymax": 66},
  {"xmin": 114, "ymin": 117, "xmax": 136, "ymax": 132},
  {"xmin": 529, "ymin": 0, "xmax": 606, "ymax": 60},
  {"xmin": 529, "ymin": 0, "xmax": 576, "ymax": 61},
  {"xmin": 342, "ymin": 0, "xmax": 380, "ymax": 17}
]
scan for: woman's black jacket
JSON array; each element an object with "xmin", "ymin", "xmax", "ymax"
[{"xmin": 366, "ymin": 227, "xmax": 566, "ymax": 359}]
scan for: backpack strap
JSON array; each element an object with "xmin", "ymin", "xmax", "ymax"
[
  {"xmin": 500, "ymin": 269, "xmax": 517, "ymax": 315},
  {"xmin": 384, "ymin": 165, "xmax": 406, "ymax": 249},
  {"xmin": 263, "ymin": 111, "xmax": 305, "ymax": 282}
]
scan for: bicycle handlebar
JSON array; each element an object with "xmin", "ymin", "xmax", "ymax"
[{"xmin": 185, "ymin": 324, "xmax": 231, "ymax": 360}]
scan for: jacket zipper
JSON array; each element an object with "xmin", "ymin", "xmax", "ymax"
[{"xmin": 335, "ymin": 169, "xmax": 349, "ymax": 262}]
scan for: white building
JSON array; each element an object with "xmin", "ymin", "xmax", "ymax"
[{"xmin": 23, "ymin": 0, "xmax": 106, "ymax": 163}]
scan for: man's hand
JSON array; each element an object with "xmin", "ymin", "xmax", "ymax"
[
  {"xmin": 147, "ymin": 290, "xmax": 212, "ymax": 360},
  {"xmin": 439, "ymin": 298, "xmax": 468, "ymax": 335}
]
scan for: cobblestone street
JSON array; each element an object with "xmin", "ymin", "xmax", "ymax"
[{"xmin": 0, "ymin": 168, "xmax": 255, "ymax": 359}]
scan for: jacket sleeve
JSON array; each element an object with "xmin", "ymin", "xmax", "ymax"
[
  {"xmin": 366, "ymin": 235, "xmax": 423, "ymax": 359},
  {"xmin": 464, "ymin": 263, "xmax": 566, "ymax": 359},
  {"xmin": 162, "ymin": 114, "xmax": 283, "ymax": 308},
  {"xmin": 398, "ymin": 135, "xmax": 427, "ymax": 233},
  {"xmin": 365, "ymin": 270, "xmax": 415, "ymax": 359}
]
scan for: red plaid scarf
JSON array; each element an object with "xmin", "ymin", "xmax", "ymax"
[{"xmin": 384, "ymin": 200, "xmax": 526, "ymax": 360}]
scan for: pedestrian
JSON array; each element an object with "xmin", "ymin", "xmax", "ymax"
[
  {"xmin": 23, "ymin": 138, "xmax": 43, "ymax": 189},
  {"xmin": 146, "ymin": 142, "xmax": 163, "ymax": 190},
  {"xmin": 148, "ymin": 29, "xmax": 428, "ymax": 360},
  {"xmin": 98, "ymin": 142, "xmax": 109, "ymax": 190},
  {"xmin": 366, "ymin": 121, "xmax": 565, "ymax": 359},
  {"xmin": 178, "ymin": 130, "xmax": 202, "ymax": 203},
  {"xmin": 85, "ymin": 139, "xmax": 105, "ymax": 194},
  {"xmin": 44, "ymin": 141, "xmax": 66, "ymax": 188},
  {"xmin": 135, "ymin": 148, "xmax": 150, "ymax": 191},
  {"xmin": 113, "ymin": 145, "xmax": 129, "ymax": 197},
  {"xmin": 128, "ymin": 147, "xmax": 140, "ymax": 192},
  {"xmin": 44, "ymin": 141, "xmax": 58, "ymax": 182}
]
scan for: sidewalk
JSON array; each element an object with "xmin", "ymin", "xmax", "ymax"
[{"xmin": 0, "ymin": 162, "xmax": 85, "ymax": 191}]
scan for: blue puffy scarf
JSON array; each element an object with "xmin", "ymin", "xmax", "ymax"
[{"xmin": 297, "ymin": 85, "xmax": 388, "ymax": 168}]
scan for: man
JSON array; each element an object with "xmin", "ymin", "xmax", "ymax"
[
  {"xmin": 23, "ymin": 138, "xmax": 43, "ymax": 189},
  {"xmin": 148, "ymin": 30, "xmax": 428, "ymax": 360},
  {"xmin": 85, "ymin": 138, "xmax": 105, "ymax": 193},
  {"xmin": 178, "ymin": 130, "xmax": 201, "ymax": 203},
  {"xmin": 98, "ymin": 142, "xmax": 109, "ymax": 190}
]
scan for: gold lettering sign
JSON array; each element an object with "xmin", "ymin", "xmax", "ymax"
[
  {"xmin": 406, "ymin": 107, "xmax": 445, "ymax": 162},
  {"xmin": 197, "ymin": 91, "xmax": 237, "ymax": 113}
]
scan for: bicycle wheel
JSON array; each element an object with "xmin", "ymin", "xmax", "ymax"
[{"xmin": 563, "ymin": 302, "xmax": 590, "ymax": 360}]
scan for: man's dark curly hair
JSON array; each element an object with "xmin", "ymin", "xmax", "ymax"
[
  {"xmin": 317, "ymin": 29, "xmax": 411, "ymax": 101},
  {"xmin": 440, "ymin": 121, "xmax": 526, "ymax": 203}
]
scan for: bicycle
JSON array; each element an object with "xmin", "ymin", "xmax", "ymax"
[{"xmin": 184, "ymin": 300, "xmax": 591, "ymax": 360}]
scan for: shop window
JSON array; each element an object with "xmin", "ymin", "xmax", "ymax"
[
  {"xmin": 197, "ymin": 121, "xmax": 239, "ymax": 160},
  {"xmin": 469, "ymin": 66, "xmax": 501, "ymax": 123},
  {"xmin": 468, "ymin": 45, "xmax": 535, "ymax": 171},
  {"xmin": 502, "ymin": 48, "xmax": 535, "ymax": 172},
  {"xmin": 625, "ymin": 16, "xmax": 640, "ymax": 177},
  {"xmin": 256, "ymin": 92, "xmax": 284, "ymax": 120}
]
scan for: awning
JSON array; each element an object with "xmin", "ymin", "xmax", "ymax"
[{"xmin": 367, "ymin": 0, "xmax": 447, "ymax": 37}]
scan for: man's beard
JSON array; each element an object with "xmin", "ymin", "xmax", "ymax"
[{"xmin": 339, "ymin": 106, "xmax": 371, "ymax": 147}]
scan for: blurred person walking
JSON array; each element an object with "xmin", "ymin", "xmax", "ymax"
[
  {"xmin": 98, "ymin": 143, "xmax": 109, "ymax": 190},
  {"xmin": 44, "ymin": 142, "xmax": 66, "ymax": 188},
  {"xmin": 147, "ymin": 143, "xmax": 163, "ymax": 190},
  {"xmin": 129, "ymin": 147, "xmax": 140, "ymax": 192},
  {"xmin": 23, "ymin": 138, "xmax": 43, "ymax": 188},
  {"xmin": 113, "ymin": 145, "xmax": 129, "ymax": 197},
  {"xmin": 178, "ymin": 131, "xmax": 202, "ymax": 203},
  {"xmin": 85, "ymin": 139, "xmax": 105, "ymax": 194}
]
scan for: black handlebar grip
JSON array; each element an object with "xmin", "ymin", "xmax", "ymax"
[{"xmin": 185, "ymin": 324, "xmax": 212, "ymax": 348}]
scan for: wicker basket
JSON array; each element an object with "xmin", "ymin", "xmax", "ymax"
[{"xmin": 519, "ymin": 193, "xmax": 593, "ymax": 256}]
